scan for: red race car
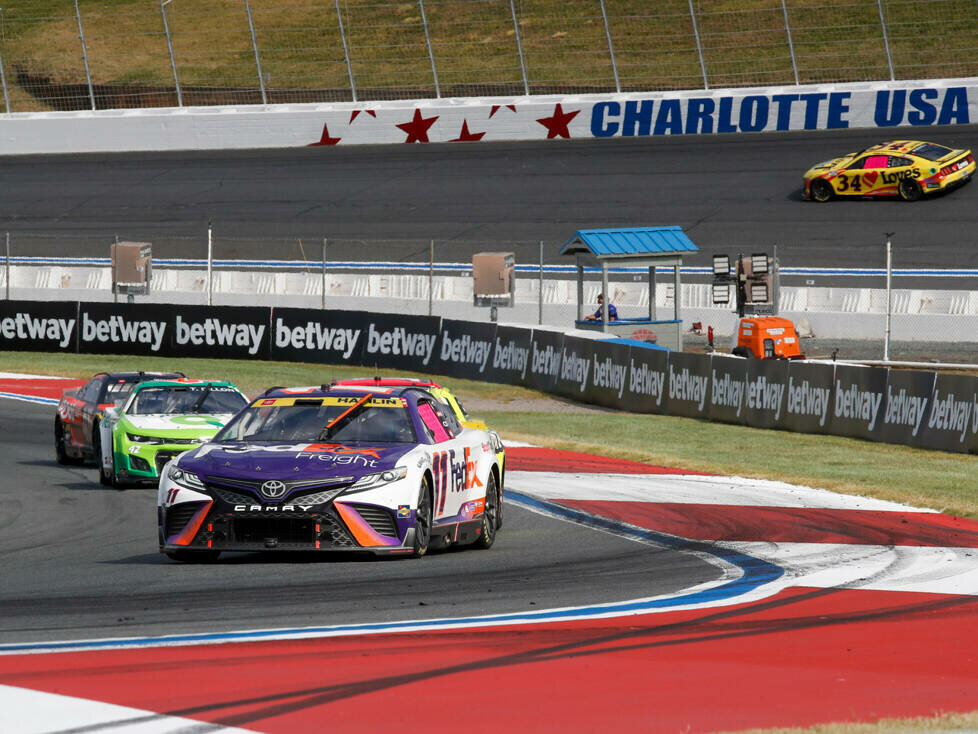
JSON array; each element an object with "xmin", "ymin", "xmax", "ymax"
[{"xmin": 55, "ymin": 371, "xmax": 184, "ymax": 465}]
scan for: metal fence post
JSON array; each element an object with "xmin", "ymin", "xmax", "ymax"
[
  {"xmin": 598, "ymin": 0, "xmax": 620, "ymax": 93},
  {"xmin": 876, "ymin": 0, "xmax": 895, "ymax": 80},
  {"xmin": 5, "ymin": 232, "xmax": 9, "ymax": 300},
  {"xmin": 160, "ymin": 1, "xmax": 182, "ymax": 107},
  {"xmin": 780, "ymin": 0, "xmax": 799, "ymax": 85},
  {"xmin": 428, "ymin": 240, "xmax": 434, "ymax": 316},
  {"xmin": 207, "ymin": 221, "xmax": 213, "ymax": 307},
  {"xmin": 74, "ymin": 0, "xmax": 96, "ymax": 110},
  {"xmin": 244, "ymin": 0, "xmax": 267, "ymax": 104},
  {"xmin": 0, "ymin": 8, "xmax": 10, "ymax": 113},
  {"xmin": 884, "ymin": 233, "xmax": 893, "ymax": 361},
  {"xmin": 538, "ymin": 241, "xmax": 544, "ymax": 325},
  {"xmin": 335, "ymin": 0, "xmax": 357, "ymax": 102},
  {"xmin": 686, "ymin": 0, "xmax": 708, "ymax": 90},
  {"xmin": 418, "ymin": 0, "xmax": 440, "ymax": 98},
  {"xmin": 321, "ymin": 237, "xmax": 327, "ymax": 310},
  {"xmin": 508, "ymin": 0, "xmax": 529, "ymax": 95}
]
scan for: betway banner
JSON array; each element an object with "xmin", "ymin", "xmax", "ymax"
[
  {"xmin": 4, "ymin": 299, "xmax": 978, "ymax": 454},
  {"xmin": 1, "ymin": 78, "xmax": 975, "ymax": 155}
]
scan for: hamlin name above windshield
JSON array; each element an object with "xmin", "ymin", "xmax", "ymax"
[{"xmin": 589, "ymin": 87, "xmax": 969, "ymax": 137}]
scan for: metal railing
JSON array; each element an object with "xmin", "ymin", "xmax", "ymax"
[{"xmin": 1, "ymin": 0, "xmax": 976, "ymax": 113}]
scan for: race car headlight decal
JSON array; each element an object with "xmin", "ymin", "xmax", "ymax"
[
  {"xmin": 167, "ymin": 465, "xmax": 206, "ymax": 490},
  {"xmin": 348, "ymin": 466, "xmax": 408, "ymax": 493},
  {"xmin": 127, "ymin": 433, "xmax": 166, "ymax": 444}
]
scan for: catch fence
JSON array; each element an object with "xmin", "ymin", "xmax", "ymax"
[{"xmin": 0, "ymin": 0, "xmax": 976, "ymax": 113}]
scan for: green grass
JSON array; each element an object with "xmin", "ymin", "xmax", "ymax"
[
  {"xmin": 1, "ymin": 0, "xmax": 976, "ymax": 112},
  {"xmin": 6, "ymin": 350, "xmax": 977, "ymax": 518}
]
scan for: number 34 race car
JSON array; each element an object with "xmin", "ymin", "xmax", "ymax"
[
  {"xmin": 803, "ymin": 139, "xmax": 975, "ymax": 202},
  {"xmin": 157, "ymin": 384, "xmax": 504, "ymax": 562}
]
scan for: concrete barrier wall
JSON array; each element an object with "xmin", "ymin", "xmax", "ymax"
[{"xmin": 1, "ymin": 78, "xmax": 975, "ymax": 155}]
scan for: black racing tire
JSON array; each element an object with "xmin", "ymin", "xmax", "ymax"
[
  {"xmin": 732, "ymin": 346, "xmax": 754, "ymax": 359},
  {"xmin": 474, "ymin": 472, "xmax": 499, "ymax": 550},
  {"xmin": 165, "ymin": 549, "xmax": 221, "ymax": 563},
  {"xmin": 412, "ymin": 476, "xmax": 433, "ymax": 558},
  {"xmin": 810, "ymin": 179, "xmax": 834, "ymax": 202},
  {"xmin": 95, "ymin": 428, "xmax": 122, "ymax": 488},
  {"xmin": 899, "ymin": 177, "xmax": 923, "ymax": 201},
  {"xmin": 54, "ymin": 416, "xmax": 81, "ymax": 465}
]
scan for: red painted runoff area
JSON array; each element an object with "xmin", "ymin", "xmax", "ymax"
[
  {"xmin": 561, "ymin": 500, "xmax": 978, "ymax": 547},
  {"xmin": 506, "ymin": 446, "xmax": 710, "ymax": 475},
  {"xmin": 0, "ymin": 376, "xmax": 82, "ymax": 400},
  {"xmin": 2, "ymin": 588, "xmax": 977, "ymax": 732}
]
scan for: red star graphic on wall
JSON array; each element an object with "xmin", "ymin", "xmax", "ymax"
[
  {"xmin": 489, "ymin": 104, "xmax": 517, "ymax": 118},
  {"xmin": 451, "ymin": 120, "xmax": 486, "ymax": 142},
  {"xmin": 396, "ymin": 109, "xmax": 439, "ymax": 143},
  {"xmin": 349, "ymin": 109, "xmax": 377, "ymax": 123},
  {"xmin": 536, "ymin": 103, "xmax": 580, "ymax": 139},
  {"xmin": 308, "ymin": 124, "xmax": 341, "ymax": 146}
]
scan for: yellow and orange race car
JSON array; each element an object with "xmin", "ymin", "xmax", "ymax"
[{"xmin": 803, "ymin": 140, "xmax": 975, "ymax": 202}]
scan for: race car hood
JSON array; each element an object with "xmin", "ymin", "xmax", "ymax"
[
  {"xmin": 177, "ymin": 442, "xmax": 417, "ymax": 481},
  {"xmin": 803, "ymin": 153, "xmax": 856, "ymax": 179},
  {"xmin": 120, "ymin": 413, "xmax": 234, "ymax": 437}
]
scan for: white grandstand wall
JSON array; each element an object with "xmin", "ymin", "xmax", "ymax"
[{"xmin": 0, "ymin": 78, "xmax": 975, "ymax": 155}]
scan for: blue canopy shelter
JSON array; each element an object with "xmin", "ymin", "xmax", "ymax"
[{"xmin": 559, "ymin": 226, "xmax": 699, "ymax": 350}]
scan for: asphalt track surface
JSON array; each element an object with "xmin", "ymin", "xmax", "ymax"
[
  {"xmin": 0, "ymin": 399, "xmax": 722, "ymax": 645},
  {"xmin": 2, "ymin": 125, "xmax": 978, "ymax": 270}
]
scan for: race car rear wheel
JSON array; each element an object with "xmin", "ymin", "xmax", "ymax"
[
  {"xmin": 95, "ymin": 429, "xmax": 122, "ymax": 489},
  {"xmin": 474, "ymin": 472, "xmax": 499, "ymax": 550},
  {"xmin": 54, "ymin": 416, "xmax": 81, "ymax": 465},
  {"xmin": 810, "ymin": 179, "xmax": 833, "ymax": 202},
  {"xmin": 412, "ymin": 477, "xmax": 432, "ymax": 557},
  {"xmin": 165, "ymin": 549, "xmax": 221, "ymax": 563},
  {"xmin": 899, "ymin": 178, "xmax": 923, "ymax": 201}
]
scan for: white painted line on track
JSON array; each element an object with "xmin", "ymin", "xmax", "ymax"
[
  {"xmin": 0, "ymin": 684, "xmax": 257, "ymax": 734},
  {"xmin": 506, "ymin": 470, "xmax": 935, "ymax": 513}
]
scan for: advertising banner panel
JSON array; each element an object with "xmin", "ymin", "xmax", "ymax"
[
  {"xmin": 742, "ymin": 358, "xmax": 790, "ymax": 430},
  {"xmin": 482, "ymin": 324, "xmax": 533, "ymax": 387},
  {"xmin": 878, "ymin": 369, "xmax": 936, "ymax": 447},
  {"xmin": 586, "ymin": 339, "xmax": 631, "ymax": 410},
  {"xmin": 917, "ymin": 372, "xmax": 978, "ymax": 453},
  {"xmin": 829, "ymin": 363, "xmax": 888, "ymax": 441},
  {"xmin": 622, "ymin": 345, "xmax": 669, "ymax": 415},
  {"xmin": 707, "ymin": 355, "xmax": 748, "ymax": 426},
  {"xmin": 783, "ymin": 361, "xmax": 835, "ymax": 435},
  {"xmin": 665, "ymin": 351, "xmax": 711, "ymax": 419},
  {"xmin": 525, "ymin": 329, "xmax": 564, "ymax": 394},
  {"xmin": 359, "ymin": 312, "xmax": 441, "ymax": 372},
  {"xmin": 553, "ymin": 336, "xmax": 595, "ymax": 402},
  {"xmin": 77, "ymin": 303, "xmax": 272, "ymax": 359},
  {"xmin": 0, "ymin": 300, "xmax": 78, "ymax": 352},
  {"xmin": 270, "ymin": 307, "xmax": 369, "ymax": 365},
  {"xmin": 431, "ymin": 319, "xmax": 497, "ymax": 380}
]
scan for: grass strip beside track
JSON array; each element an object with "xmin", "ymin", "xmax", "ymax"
[{"xmin": 5, "ymin": 351, "xmax": 976, "ymax": 519}]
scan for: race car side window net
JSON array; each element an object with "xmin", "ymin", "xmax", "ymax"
[{"xmin": 418, "ymin": 401, "xmax": 451, "ymax": 442}]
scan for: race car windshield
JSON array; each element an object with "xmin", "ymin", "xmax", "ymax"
[
  {"xmin": 910, "ymin": 143, "xmax": 953, "ymax": 161},
  {"xmin": 215, "ymin": 401, "xmax": 417, "ymax": 444},
  {"xmin": 129, "ymin": 386, "xmax": 247, "ymax": 415}
]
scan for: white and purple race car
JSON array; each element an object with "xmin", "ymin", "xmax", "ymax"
[{"xmin": 157, "ymin": 384, "xmax": 503, "ymax": 562}]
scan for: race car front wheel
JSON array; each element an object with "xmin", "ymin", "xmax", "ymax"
[
  {"xmin": 474, "ymin": 472, "xmax": 499, "ymax": 550},
  {"xmin": 412, "ymin": 477, "xmax": 432, "ymax": 557},
  {"xmin": 899, "ymin": 178, "xmax": 923, "ymax": 201},
  {"xmin": 810, "ymin": 179, "xmax": 833, "ymax": 202}
]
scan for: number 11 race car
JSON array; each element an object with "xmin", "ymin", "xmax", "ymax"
[
  {"xmin": 158, "ymin": 384, "xmax": 504, "ymax": 562},
  {"xmin": 803, "ymin": 139, "xmax": 975, "ymax": 202}
]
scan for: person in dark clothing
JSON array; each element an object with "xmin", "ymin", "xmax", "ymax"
[{"xmin": 585, "ymin": 293, "xmax": 618, "ymax": 321}]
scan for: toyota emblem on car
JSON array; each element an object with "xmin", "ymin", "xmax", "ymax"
[{"xmin": 260, "ymin": 479, "xmax": 287, "ymax": 499}]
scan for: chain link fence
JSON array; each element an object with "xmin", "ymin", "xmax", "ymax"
[{"xmin": 1, "ymin": 0, "xmax": 977, "ymax": 112}]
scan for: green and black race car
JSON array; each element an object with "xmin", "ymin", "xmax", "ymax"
[{"xmin": 97, "ymin": 378, "xmax": 248, "ymax": 487}]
